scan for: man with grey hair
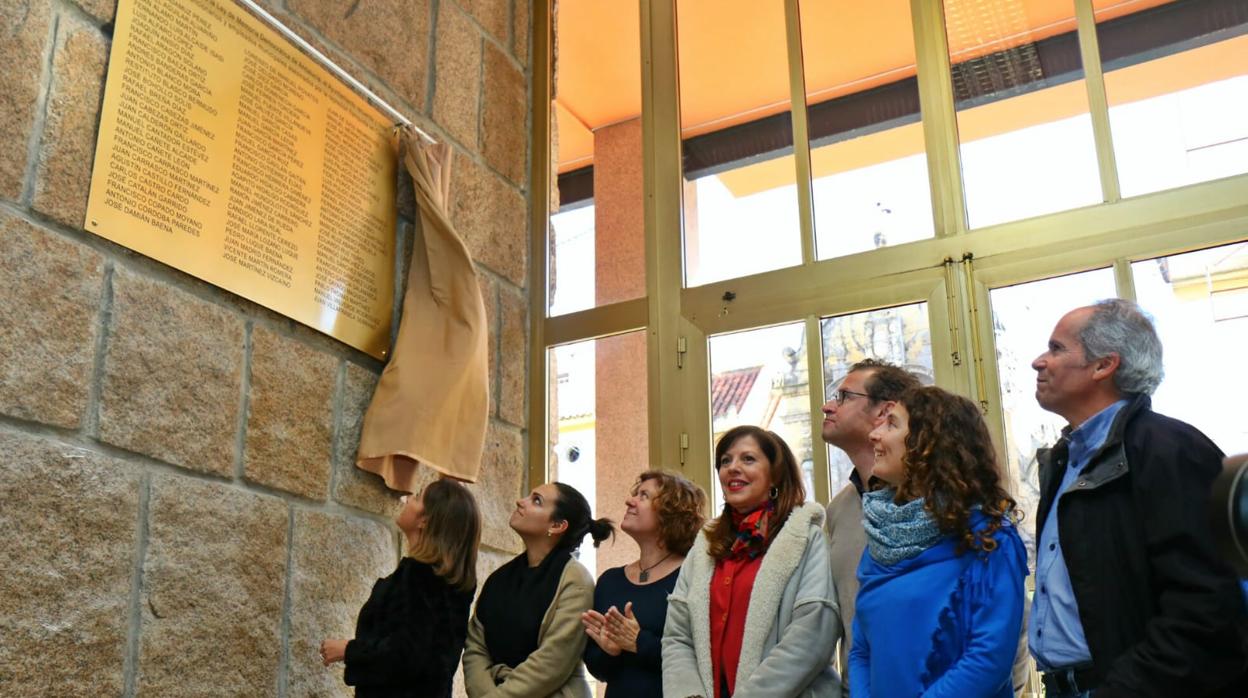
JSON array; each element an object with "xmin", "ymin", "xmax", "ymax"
[{"xmin": 1028, "ymin": 299, "xmax": 1248, "ymax": 698}]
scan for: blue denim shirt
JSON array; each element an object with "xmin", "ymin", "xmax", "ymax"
[{"xmin": 1029, "ymin": 399, "xmax": 1128, "ymax": 670}]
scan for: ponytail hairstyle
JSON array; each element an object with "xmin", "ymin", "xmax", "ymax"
[
  {"xmin": 552, "ymin": 482, "xmax": 615, "ymax": 550},
  {"xmin": 406, "ymin": 479, "xmax": 482, "ymax": 592}
]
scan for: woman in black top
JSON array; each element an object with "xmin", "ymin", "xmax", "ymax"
[
  {"xmin": 463, "ymin": 482, "xmax": 614, "ymax": 698},
  {"xmin": 319, "ymin": 478, "xmax": 482, "ymax": 697},
  {"xmin": 581, "ymin": 470, "xmax": 706, "ymax": 697}
]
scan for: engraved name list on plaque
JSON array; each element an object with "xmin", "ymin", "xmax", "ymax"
[{"xmin": 85, "ymin": 0, "xmax": 397, "ymax": 358}]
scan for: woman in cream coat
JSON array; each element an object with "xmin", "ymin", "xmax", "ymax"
[
  {"xmin": 463, "ymin": 482, "xmax": 613, "ymax": 698},
  {"xmin": 663, "ymin": 426, "xmax": 842, "ymax": 698}
]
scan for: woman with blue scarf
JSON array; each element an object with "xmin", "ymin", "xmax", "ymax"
[{"xmin": 850, "ymin": 386, "xmax": 1026, "ymax": 698}]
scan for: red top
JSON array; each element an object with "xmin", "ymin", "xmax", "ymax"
[{"xmin": 709, "ymin": 553, "xmax": 764, "ymax": 697}]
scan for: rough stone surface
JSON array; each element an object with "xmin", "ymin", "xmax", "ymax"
[
  {"xmin": 433, "ymin": 2, "xmax": 482, "ymax": 150},
  {"xmin": 332, "ymin": 361, "xmax": 401, "ymax": 515},
  {"xmin": 99, "ymin": 268, "xmax": 244, "ymax": 475},
  {"xmin": 514, "ymin": 0, "xmax": 530, "ymax": 68},
  {"xmin": 72, "ymin": 0, "xmax": 118, "ymax": 23},
  {"xmin": 450, "ymin": 156, "xmax": 527, "ymax": 286},
  {"xmin": 138, "ymin": 475, "xmax": 288, "ymax": 696},
  {"xmin": 244, "ymin": 327, "xmax": 337, "ymax": 499},
  {"xmin": 473, "ymin": 421, "xmax": 523, "ymax": 552},
  {"xmin": 32, "ymin": 19, "xmax": 108, "ymax": 229},
  {"xmin": 478, "ymin": 271, "xmax": 499, "ymax": 417},
  {"xmin": 287, "ymin": 509, "xmax": 396, "ymax": 697},
  {"xmin": 481, "ymin": 44, "xmax": 527, "ymax": 187},
  {"xmin": 498, "ymin": 285, "xmax": 527, "ymax": 427},
  {"xmin": 459, "ymin": 0, "xmax": 508, "ymax": 44},
  {"xmin": 0, "ymin": 1, "xmax": 53, "ymax": 201},
  {"xmin": 288, "ymin": 0, "xmax": 431, "ymax": 110},
  {"xmin": 0, "ymin": 431, "xmax": 139, "ymax": 697},
  {"xmin": 0, "ymin": 212, "xmax": 104, "ymax": 428}
]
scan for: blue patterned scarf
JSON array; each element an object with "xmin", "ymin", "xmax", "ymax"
[{"xmin": 862, "ymin": 488, "xmax": 944, "ymax": 566}]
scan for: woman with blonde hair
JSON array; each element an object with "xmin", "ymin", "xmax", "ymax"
[
  {"xmin": 849, "ymin": 386, "xmax": 1026, "ymax": 697},
  {"xmin": 663, "ymin": 425, "xmax": 841, "ymax": 698},
  {"xmin": 319, "ymin": 477, "xmax": 482, "ymax": 697},
  {"xmin": 464, "ymin": 481, "xmax": 614, "ymax": 698},
  {"xmin": 582, "ymin": 470, "xmax": 706, "ymax": 696}
]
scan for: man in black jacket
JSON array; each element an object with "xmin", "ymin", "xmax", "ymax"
[{"xmin": 1028, "ymin": 298, "xmax": 1248, "ymax": 698}]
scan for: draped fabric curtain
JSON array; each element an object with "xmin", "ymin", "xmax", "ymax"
[{"xmin": 355, "ymin": 127, "xmax": 488, "ymax": 488}]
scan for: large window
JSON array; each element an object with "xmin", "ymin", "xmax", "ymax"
[
  {"xmin": 531, "ymin": 0, "xmax": 1248, "ymax": 534},
  {"xmin": 1095, "ymin": 0, "xmax": 1248, "ymax": 197}
]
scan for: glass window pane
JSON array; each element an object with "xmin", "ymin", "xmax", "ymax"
[
  {"xmin": 550, "ymin": 331, "xmax": 649, "ymax": 577},
  {"xmin": 820, "ymin": 303, "xmax": 935, "ymax": 490},
  {"xmin": 1133, "ymin": 241, "xmax": 1248, "ymax": 454},
  {"xmin": 988, "ymin": 269, "xmax": 1117, "ymax": 544},
  {"xmin": 708, "ymin": 322, "xmax": 812, "ymax": 505},
  {"xmin": 944, "ymin": 0, "xmax": 1102, "ymax": 229},
  {"xmin": 799, "ymin": 0, "xmax": 935, "ymax": 259},
  {"xmin": 549, "ymin": 2, "xmax": 645, "ymax": 316},
  {"xmin": 678, "ymin": 0, "xmax": 802, "ymax": 286},
  {"xmin": 1093, "ymin": 0, "xmax": 1248, "ymax": 197}
]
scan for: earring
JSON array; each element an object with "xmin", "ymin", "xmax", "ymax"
[
  {"xmin": 546, "ymin": 531, "xmax": 552, "ymax": 537},
  {"xmin": 769, "ymin": 486, "xmax": 779, "ymax": 500}
]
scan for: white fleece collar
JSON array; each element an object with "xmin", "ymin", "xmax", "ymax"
[{"xmin": 684, "ymin": 502, "xmax": 825, "ymax": 688}]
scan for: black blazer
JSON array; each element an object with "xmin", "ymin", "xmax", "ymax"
[
  {"xmin": 1035, "ymin": 394, "xmax": 1248, "ymax": 697},
  {"xmin": 344, "ymin": 558, "xmax": 474, "ymax": 697}
]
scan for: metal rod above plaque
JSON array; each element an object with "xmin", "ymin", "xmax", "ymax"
[{"xmin": 85, "ymin": 0, "xmax": 397, "ymax": 359}]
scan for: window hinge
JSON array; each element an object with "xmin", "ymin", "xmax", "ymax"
[
  {"xmin": 676, "ymin": 335, "xmax": 688, "ymax": 369},
  {"xmin": 679, "ymin": 432, "xmax": 689, "ymax": 465}
]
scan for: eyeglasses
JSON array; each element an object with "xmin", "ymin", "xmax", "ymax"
[{"xmin": 833, "ymin": 388, "xmax": 871, "ymax": 406}]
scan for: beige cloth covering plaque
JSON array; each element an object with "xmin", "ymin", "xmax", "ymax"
[{"xmin": 355, "ymin": 128, "xmax": 489, "ymax": 488}]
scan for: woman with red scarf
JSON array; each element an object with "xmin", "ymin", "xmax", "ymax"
[{"xmin": 663, "ymin": 425, "xmax": 842, "ymax": 698}]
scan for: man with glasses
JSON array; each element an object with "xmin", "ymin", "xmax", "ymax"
[
  {"xmin": 1029, "ymin": 299, "xmax": 1248, "ymax": 697},
  {"xmin": 820, "ymin": 359, "xmax": 920, "ymax": 681}
]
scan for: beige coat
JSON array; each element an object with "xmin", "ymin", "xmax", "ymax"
[
  {"xmin": 463, "ymin": 559, "xmax": 594, "ymax": 698},
  {"xmin": 663, "ymin": 503, "xmax": 843, "ymax": 698},
  {"xmin": 824, "ymin": 482, "xmax": 866, "ymax": 676},
  {"xmin": 356, "ymin": 130, "xmax": 489, "ymax": 488}
]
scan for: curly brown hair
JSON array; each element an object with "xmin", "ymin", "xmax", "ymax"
[
  {"xmin": 633, "ymin": 471, "xmax": 708, "ymax": 555},
  {"xmin": 892, "ymin": 386, "xmax": 1018, "ymax": 554},
  {"xmin": 705, "ymin": 426, "xmax": 806, "ymax": 561}
]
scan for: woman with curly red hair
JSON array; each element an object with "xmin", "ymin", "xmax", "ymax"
[
  {"xmin": 849, "ymin": 386, "xmax": 1027, "ymax": 697},
  {"xmin": 581, "ymin": 470, "xmax": 706, "ymax": 697}
]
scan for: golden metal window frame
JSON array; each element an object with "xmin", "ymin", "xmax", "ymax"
[{"xmin": 529, "ymin": 0, "xmax": 1248, "ymax": 502}]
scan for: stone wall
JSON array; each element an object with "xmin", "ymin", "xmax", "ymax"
[{"xmin": 0, "ymin": 0, "xmax": 532, "ymax": 695}]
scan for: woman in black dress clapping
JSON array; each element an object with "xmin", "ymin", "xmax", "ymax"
[
  {"xmin": 319, "ymin": 478, "xmax": 482, "ymax": 698},
  {"xmin": 581, "ymin": 470, "xmax": 706, "ymax": 697}
]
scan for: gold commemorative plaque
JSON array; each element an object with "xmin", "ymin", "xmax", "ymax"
[{"xmin": 85, "ymin": 0, "xmax": 397, "ymax": 359}]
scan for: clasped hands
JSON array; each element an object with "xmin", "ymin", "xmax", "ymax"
[{"xmin": 581, "ymin": 601, "xmax": 640, "ymax": 655}]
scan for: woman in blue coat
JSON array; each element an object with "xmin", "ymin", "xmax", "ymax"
[{"xmin": 850, "ymin": 386, "xmax": 1026, "ymax": 698}]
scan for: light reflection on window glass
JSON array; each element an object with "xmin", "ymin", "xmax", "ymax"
[
  {"xmin": 988, "ymin": 268, "xmax": 1117, "ymax": 548},
  {"xmin": 944, "ymin": 0, "xmax": 1102, "ymax": 229},
  {"xmin": 548, "ymin": 205, "xmax": 595, "ymax": 316},
  {"xmin": 1093, "ymin": 1, "xmax": 1248, "ymax": 197},
  {"xmin": 798, "ymin": 0, "xmax": 934, "ymax": 259},
  {"xmin": 708, "ymin": 322, "xmax": 812, "ymax": 507},
  {"xmin": 678, "ymin": 0, "xmax": 803, "ymax": 287},
  {"xmin": 1133, "ymin": 242, "xmax": 1248, "ymax": 455},
  {"xmin": 550, "ymin": 331, "xmax": 649, "ymax": 577}
]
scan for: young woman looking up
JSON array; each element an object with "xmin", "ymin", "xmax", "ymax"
[
  {"xmin": 850, "ymin": 386, "xmax": 1027, "ymax": 697},
  {"xmin": 319, "ymin": 478, "xmax": 481, "ymax": 698},
  {"xmin": 463, "ymin": 482, "xmax": 613, "ymax": 698}
]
